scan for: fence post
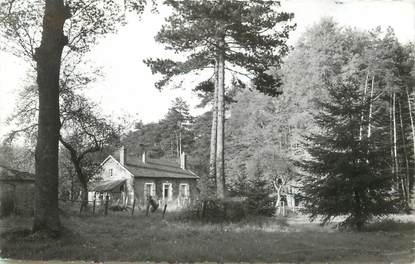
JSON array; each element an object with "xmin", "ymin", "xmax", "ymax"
[
  {"xmin": 162, "ymin": 204, "xmax": 167, "ymax": 219},
  {"xmin": 93, "ymin": 199, "xmax": 96, "ymax": 215},
  {"xmin": 79, "ymin": 201, "xmax": 83, "ymax": 214},
  {"xmin": 146, "ymin": 201, "xmax": 150, "ymax": 216},
  {"xmin": 104, "ymin": 194, "xmax": 109, "ymax": 216},
  {"xmin": 223, "ymin": 202, "xmax": 227, "ymax": 220},
  {"xmin": 131, "ymin": 198, "xmax": 136, "ymax": 216},
  {"xmin": 201, "ymin": 200, "xmax": 207, "ymax": 219},
  {"xmin": 282, "ymin": 201, "xmax": 285, "ymax": 216}
]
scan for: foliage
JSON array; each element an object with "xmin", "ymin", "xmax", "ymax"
[
  {"xmin": 0, "ymin": 144, "xmax": 34, "ymax": 173},
  {"xmin": 244, "ymin": 163, "xmax": 275, "ymax": 216},
  {"xmin": 144, "ymin": 0, "xmax": 294, "ymax": 92},
  {"xmin": 187, "ymin": 111, "xmax": 212, "ymax": 182},
  {"xmin": 269, "ymin": 18, "xmax": 415, "ymax": 208},
  {"xmin": 179, "ymin": 198, "xmax": 247, "ymax": 223},
  {"xmin": 145, "ymin": 0, "xmax": 295, "ymax": 198},
  {"xmin": 0, "ymin": 0, "xmax": 148, "ymax": 67},
  {"xmin": 122, "ymin": 97, "xmax": 194, "ymax": 159},
  {"xmin": 59, "ymin": 90, "xmax": 121, "ymax": 200},
  {"xmin": 299, "ymin": 76, "xmax": 400, "ymax": 230}
]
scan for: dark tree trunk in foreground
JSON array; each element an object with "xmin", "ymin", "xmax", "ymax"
[
  {"xmin": 33, "ymin": 0, "xmax": 70, "ymax": 233},
  {"xmin": 216, "ymin": 41, "xmax": 226, "ymax": 199}
]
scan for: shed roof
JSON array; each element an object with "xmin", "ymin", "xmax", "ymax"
[
  {"xmin": 124, "ymin": 158, "xmax": 199, "ymax": 179},
  {"xmin": 0, "ymin": 165, "xmax": 35, "ymax": 182},
  {"xmin": 90, "ymin": 179, "xmax": 126, "ymax": 192}
]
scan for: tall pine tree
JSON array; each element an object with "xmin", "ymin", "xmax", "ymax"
[{"xmin": 145, "ymin": 0, "xmax": 294, "ymax": 198}]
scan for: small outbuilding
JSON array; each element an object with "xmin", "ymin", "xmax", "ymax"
[{"xmin": 0, "ymin": 165, "xmax": 35, "ymax": 217}]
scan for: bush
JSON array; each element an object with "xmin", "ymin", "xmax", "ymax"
[
  {"xmin": 244, "ymin": 171, "xmax": 275, "ymax": 217},
  {"xmin": 177, "ymin": 198, "xmax": 247, "ymax": 223}
]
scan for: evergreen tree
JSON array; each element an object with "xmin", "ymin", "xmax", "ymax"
[
  {"xmin": 245, "ymin": 162, "xmax": 274, "ymax": 216},
  {"xmin": 145, "ymin": 0, "xmax": 294, "ymax": 198},
  {"xmin": 300, "ymin": 76, "xmax": 399, "ymax": 230},
  {"xmin": 159, "ymin": 98, "xmax": 194, "ymax": 157}
]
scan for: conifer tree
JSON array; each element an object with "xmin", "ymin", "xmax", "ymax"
[
  {"xmin": 300, "ymin": 76, "xmax": 399, "ymax": 230},
  {"xmin": 245, "ymin": 162, "xmax": 274, "ymax": 216},
  {"xmin": 145, "ymin": 0, "xmax": 294, "ymax": 198}
]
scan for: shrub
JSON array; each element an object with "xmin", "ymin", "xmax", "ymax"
[
  {"xmin": 244, "ymin": 167, "xmax": 275, "ymax": 217},
  {"xmin": 177, "ymin": 198, "xmax": 247, "ymax": 223}
]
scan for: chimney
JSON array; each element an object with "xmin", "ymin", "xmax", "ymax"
[
  {"xmin": 142, "ymin": 151, "xmax": 147, "ymax": 163},
  {"xmin": 120, "ymin": 146, "xmax": 127, "ymax": 166},
  {"xmin": 180, "ymin": 152, "xmax": 187, "ymax": 170}
]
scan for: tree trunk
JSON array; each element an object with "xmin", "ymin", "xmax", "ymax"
[
  {"xmin": 390, "ymin": 95, "xmax": 395, "ymax": 176},
  {"xmin": 405, "ymin": 86, "xmax": 415, "ymax": 204},
  {"xmin": 170, "ymin": 135, "xmax": 174, "ymax": 157},
  {"xmin": 359, "ymin": 72, "xmax": 369, "ymax": 141},
  {"xmin": 175, "ymin": 132, "xmax": 179, "ymax": 158},
  {"xmin": 178, "ymin": 124, "xmax": 182, "ymax": 155},
  {"xmin": 275, "ymin": 186, "xmax": 282, "ymax": 213},
  {"xmin": 33, "ymin": 0, "xmax": 70, "ymax": 234},
  {"xmin": 353, "ymin": 190, "xmax": 364, "ymax": 231},
  {"xmin": 398, "ymin": 97, "xmax": 410, "ymax": 204},
  {"xmin": 70, "ymin": 171, "xmax": 74, "ymax": 201},
  {"xmin": 393, "ymin": 93, "xmax": 400, "ymax": 193},
  {"xmin": 80, "ymin": 180, "xmax": 89, "ymax": 212},
  {"xmin": 216, "ymin": 40, "xmax": 226, "ymax": 199},
  {"xmin": 367, "ymin": 75, "xmax": 375, "ymax": 138},
  {"xmin": 207, "ymin": 60, "xmax": 219, "ymax": 198}
]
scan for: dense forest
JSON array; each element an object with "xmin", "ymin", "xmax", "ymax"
[{"xmin": 119, "ymin": 19, "xmax": 414, "ymax": 212}]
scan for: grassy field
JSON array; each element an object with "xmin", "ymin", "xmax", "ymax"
[{"xmin": 0, "ymin": 210, "xmax": 414, "ymax": 263}]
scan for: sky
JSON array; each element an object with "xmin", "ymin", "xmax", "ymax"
[{"xmin": 0, "ymin": 0, "xmax": 414, "ymax": 139}]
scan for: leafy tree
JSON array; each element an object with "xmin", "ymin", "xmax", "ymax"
[
  {"xmin": 299, "ymin": 76, "xmax": 399, "ymax": 230},
  {"xmin": 0, "ymin": 0, "xmax": 149, "ymax": 234},
  {"xmin": 59, "ymin": 91, "xmax": 120, "ymax": 210},
  {"xmin": 0, "ymin": 144, "xmax": 35, "ymax": 173},
  {"xmin": 145, "ymin": 0, "xmax": 295, "ymax": 198}
]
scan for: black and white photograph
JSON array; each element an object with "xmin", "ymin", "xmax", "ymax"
[{"xmin": 0, "ymin": 0, "xmax": 414, "ymax": 263}]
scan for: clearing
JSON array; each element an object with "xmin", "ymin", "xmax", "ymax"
[{"xmin": 0, "ymin": 211, "xmax": 414, "ymax": 263}]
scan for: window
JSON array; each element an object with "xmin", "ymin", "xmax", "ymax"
[
  {"xmin": 162, "ymin": 183, "xmax": 172, "ymax": 201},
  {"xmin": 144, "ymin": 183, "xmax": 155, "ymax": 198},
  {"xmin": 179, "ymin": 183, "xmax": 189, "ymax": 198},
  {"xmin": 109, "ymin": 169, "xmax": 113, "ymax": 176}
]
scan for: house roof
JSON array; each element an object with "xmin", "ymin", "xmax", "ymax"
[
  {"xmin": 123, "ymin": 158, "xmax": 199, "ymax": 179},
  {"xmin": 90, "ymin": 179, "xmax": 126, "ymax": 192},
  {"xmin": 0, "ymin": 164, "xmax": 35, "ymax": 182}
]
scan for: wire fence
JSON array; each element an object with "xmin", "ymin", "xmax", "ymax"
[{"xmin": 58, "ymin": 196, "xmax": 170, "ymax": 218}]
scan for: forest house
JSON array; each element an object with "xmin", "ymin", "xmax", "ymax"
[{"xmin": 90, "ymin": 146, "xmax": 199, "ymax": 210}]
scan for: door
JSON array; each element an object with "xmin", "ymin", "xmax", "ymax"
[{"xmin": 162, "ymin": 183, "xmax": 172, "ymax": 201}]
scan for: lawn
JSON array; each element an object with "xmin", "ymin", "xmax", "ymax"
[{"xmin": 0, "ymin": 210, "xmax": 414, "ymax": 263}]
